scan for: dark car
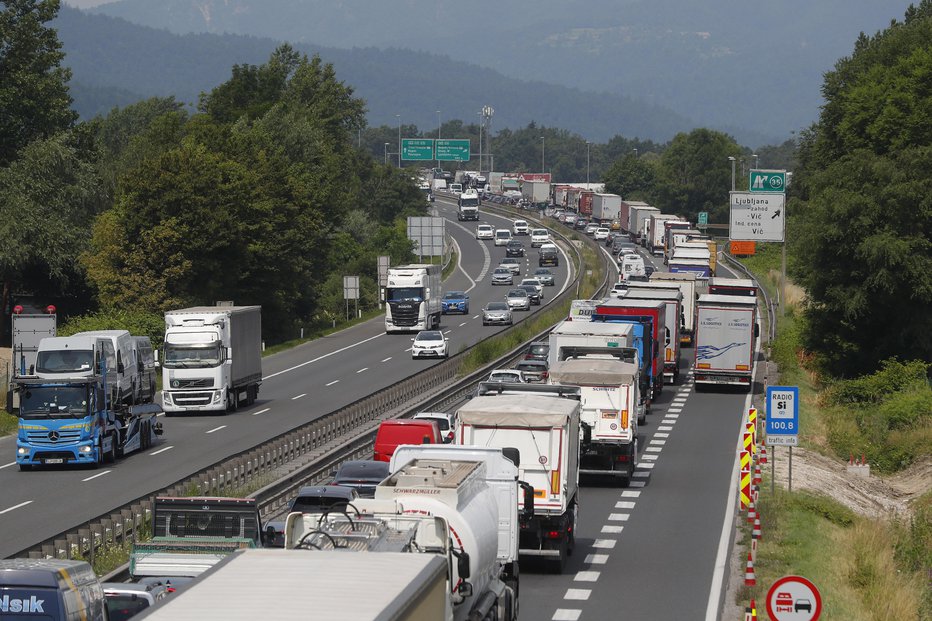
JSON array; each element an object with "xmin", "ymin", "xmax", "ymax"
[
  {"xmin": 332, "ymin": 460, "xmax": 390, "ymax": 498},
  {"xmin": 517, "ymin": 284, "xmax": 541, "ymax": 305},
  {"xmin": 574, "ymin": 218, "xmax": 589, "ymax": 230},
  {"xmin": 539, "ymin": 246, "xmax": 559, "ymax": 267},
  {"xmin": 505, "ymin": 240, "xmax": 526, "ymax": 257},
  {"xmin": 441, "ymin": 290, "xmax": 469, "ymax": 314},
  {"xmin": 514, "ymin": 359, "xmax": 549, "ymax": 383},
  {"xmin": 264, "ymin": 485, "xmax": 359, "ymax": 546},
  {"xmin": 524, "ymin": 341, "xmax": 550, "ymax": 362},
  {"xmin": 610, "ymin": 237, "xmax": 629, "ymax": 254},
  {"xmin": 533, "ymin": 268, "xmax": 555, "ymax": 286}
]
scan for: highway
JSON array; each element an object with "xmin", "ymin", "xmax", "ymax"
[
  {"xmin": 0, "ymin": 197, "xmax": 572, "ymax": 558},
  {"xmin": 518, "ymin": 242, "xmax": 757, "ymax": 620}
]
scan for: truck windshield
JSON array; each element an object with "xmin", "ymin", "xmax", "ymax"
[
  {"xmin": 386, "ymin": 287, "xmax": 424, "ymax": 302},
  {"xmin": 35, "ymin": 349, "xmax": 94, "ymax": 373},
  {"xmin": 163, "ymin": 343, "xmax": 222, "ymax": 368},
  {"xmin": 19, "ymin": 385, "xmax": 90, "ymax": 419},
  {"xmin": 459, "ymin": 197, "xmax": 479, "ymax": 207}
]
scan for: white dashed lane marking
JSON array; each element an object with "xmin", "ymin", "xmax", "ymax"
[
  {"xmin": 574, "ymin": 571, "xmax": 601, "ymax": 582},
  {"xmin": 205, "ymin": 425, "xmax": 226, "ymax": 434},
  {"xmin": 0, "ymin": 501, "xmax": 33, "ymax": 514},
  {"xmin": 601, "ymin": 525, "xmax": 624, "ymax": 534},
  {"xmin": 553, "ymin": 610, "xmax": 582, "ymax": 621},
  {"xmin": 621, "ymin": 490, "xmax": 641, "ymax": 498},
  {"xmin": 615, "ymin": 501, "xmax": 636, "ymax": 509},
  {"xmin": 356, "ymin": 367, "xmax": 368, "ymax": 373},
  {"xmin": 82, "ymin": 470, "xmax": 111, "ymax": 482},
  {"xmin": 325, "ymin": 380, "xmax": 340, "ymax": 386},
  {"xmin": 251, "ymin": 408, "xmax": 270, "ymax": 416},
  {"xmin": 564, "ymin": 589, "xmax": 591, "ymax": 600},
  {"xmin": 291, "ymin": 393, "xmax": 307, "ymax": 400},
  {"xmin": 149, "ymin": 445, "xmax": 174, "ymax": 455},
  {"xmin": 585, "ymin": 554, "xmax": 610, "ymax": 564},
  {"xmin": 381, "ymin": 357, "xmax": 392, "ymax": 362}
]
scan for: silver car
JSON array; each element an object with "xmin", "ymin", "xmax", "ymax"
[
  {"xmin": 533, "ymin": 268, "xmax": 555, "ymax": 286},
  {"xmin": 499, "ymin": 258, "xmax": 522, "ymax": 274},
  {"xmin": 506, "ymin": 288, "xmax": 531, "ymax": 311},
  {"xmin": 491, "ymin": 267, "xmax": 514, "ymax": 286},
  {"xmin": 483, "ymin": 301, "xmax": 514, "ymax": 326}
]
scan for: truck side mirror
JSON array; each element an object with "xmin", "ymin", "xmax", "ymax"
[
  {"xmin": 453, "ymin": 549, "xmax": 471, "ymax": 580},
  {"xmin": 754, "ymin": 323, "xmax": 760, "ymax": 338},
  {"xmin": 518, "ymin": 481, "xmax": 536, "ymax": 520}
]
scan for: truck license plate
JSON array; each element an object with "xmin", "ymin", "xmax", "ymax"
[{"xmin": 43, "ymin": 458, "xmax": 64, "ymax": 464}]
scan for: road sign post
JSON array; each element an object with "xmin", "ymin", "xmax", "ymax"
[
  {"xmin": 436, "ymin": 139, "xmax": 471, "ymax": 162},
  {"xmin": 401, "ymin": 139, "xmax": 434, "ymax": 161}
]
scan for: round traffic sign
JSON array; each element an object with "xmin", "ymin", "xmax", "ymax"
[{"xmin": 766, "ymin": 575, "xmax": 822, "ymax": 620}]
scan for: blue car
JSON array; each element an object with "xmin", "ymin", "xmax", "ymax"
[{"xmin": 441, "ymin": 291, "xmax": 469, "ymax": 314}]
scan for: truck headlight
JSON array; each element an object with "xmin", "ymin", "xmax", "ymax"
[
  {"xmin": 80, "ymin": 445, "xmax": 92, "ymax": 454},
  {"xmin": 17, "ymin": 447, "xmax": 27, "ymax": 455},
  {"xmin": 213, "ymin": 391, "xmax": 223, "ymax": 403},
  {"xmin": 162, "ymin": 393, "xmax": 172, "ymax": 406}
]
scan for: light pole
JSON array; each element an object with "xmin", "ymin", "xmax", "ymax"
[
  {"xmin": 728, "ymin": 156, "xmax": 736, "ymax": 191},
  {"xmin": 478, "ymin": 112, "xmax": 483, "ymax": 174},
  {"xmin": 396, "ymin": 114, "xmax": 401, "ymax": 168},
  {"xmin": 586, "ymin": 142, "xmax": 591, "ymax": 186},
  {"xmin": 540, "ymin": 136, "xmax": 545, "ymax": 173},
  {"xmin": 384, "ymin": 142, "xmax": 390, "ymax": 166},
  {"xmin": 436, "ymin": 110, "xmax": 441, "ymax": 169},
  {"xmin": 752, "ymin": 153, "xmax": 759, "ymax": 170},
  {"xmin": 633, "ymin": 148, "xmax": 638, "ymax": 158}
]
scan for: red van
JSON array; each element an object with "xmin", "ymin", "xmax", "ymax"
[{"xmin": 373, "ymin": 419, "xmax": 443, "ymax": 462}]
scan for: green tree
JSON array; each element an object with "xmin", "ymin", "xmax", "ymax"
[
  {"xmin": 792, "ymin": 2, "xmax": 932, "ymax": 376},
  {"xmin": 0, "ymin": 0, "xmax": 76, "ymax": 166},
  {"xmin": 602, "ymin": 154, "xmax": 657, "ymax": 201}
]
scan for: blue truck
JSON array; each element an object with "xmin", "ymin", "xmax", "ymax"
[{"xmin": 12, "ymin": 373, "xmax": 162, "ymax": 471}]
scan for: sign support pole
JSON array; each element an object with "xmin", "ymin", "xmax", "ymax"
[{"xmin": 788, "ymin": 446, "xmax": 793, "ymax": 492}]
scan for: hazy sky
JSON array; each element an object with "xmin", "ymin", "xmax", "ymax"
[{"xmin": 63, "ymin": 0, "xmax": 114, "ymax": 7}]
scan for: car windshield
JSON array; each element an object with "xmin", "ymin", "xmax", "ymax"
[
  {"xmin": 515, "ymin": 221, "xmax": 527, "ymax": 226},
  {"xmin": 521, "ymin": 280, "xmax": 540, "ymax": 286},
  {"xmin": 486, "ymin": 302, "xmax": 509, "ymax": 310},
  {"xmin": 387, "ymin": 287, "xmax": 424, "ymax": 302},
  {"xmin": 417, "ymin": 331, "xmax": 443, "ymax": 342},
  {"xmin": 516, "ymin": 362, "xmax": 543, "ymax": 370},
  {"xmin": 532, "ymin": 229, "xmax": 547, "ymax": 236},
  {"xmin": 535, "ymin": 269, "xmax": 551, "ymax": 276},
  {"xmin": 35, "ymin": 349, "xmax": 95, "ymax": 374},
  {"xmin": 508, "ymin": 290, "xmax": 527, "ymax": 297},
  {"xmin": 501, "ymin": 259, "xmax": 518, "ymax": 265},
  {"xmin": 494, "ymin": 268, "xmax": 511, "ymax": 274},
  {"xmin": 336, "ymin": 462, "xmax": 389, "ymax": 480},
  {"xmin": 490, "ymin": 372, "xmax": 520, "ymax": 382},
  {"xmin": 478, "ymin": 226, "xmax": 492, "ymax": 231},
  {"xmin": 529, "ymin": 344, "xmax": 548, "ymax": 355},
  {"xmin": 443, "ymin": 292, "xmax": 465, "ymax": 299},
  {"xmin": 495, "ymin": 231, "xmax": 510, "ymax": 238},
  {"xmin": 418, "ymin": 417, "xmax": 450, "ymax": 430},
  {"xmin": 19, "ymin": 385, "xmax": 90, "ymax": 419},
  {"xmin": 163, "ymin": 343, "xmax": 222, "ymax": 368}
]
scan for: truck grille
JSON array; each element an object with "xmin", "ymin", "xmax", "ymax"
[
  {"xmin": 26, "ymin": 429, "xmax": 82, "ymax": 445},
  {"xmin": 170, "ymin": 378, "xmax": 214, "ymax": 389},
  {"xmin": 171, "ymin": 392, "xmax": 215, "ymax": 406},
  {"xmin": 389, "ymin": 302, "xmax": 420, "ymax": 327}
]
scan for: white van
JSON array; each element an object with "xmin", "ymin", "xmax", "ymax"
[
  {"xmin": 620, "ymin": 254, "xmax": 647, "ymax": 281},
  {"xmin": 35, "ymin": 336, "xmax": 118, "ymax": 401},
  {"xmin": 74, "ymin": 330, "xmax": 136, "ymax": 405},
  {"xmin": 494, "ymin": 229, "xmax": 512, "ymax": 246}
]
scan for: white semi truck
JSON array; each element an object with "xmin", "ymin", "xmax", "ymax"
[
  {"xmin": 161, "ymin": 305, "xmax": 262, "ymax": 414},
  {"xmin": 457, "ymin": 383, "xmax": 581, "ymax": 573},
  {"xmin": 590, "ymin": 193, "xmax": 622, "ymax": 223},
  {"xmin": 647, "ymin": 214, "xmax": 678, "ymax": 254},
  {"xmin": 385, "ymin": 264, "xmax": 442, "ymax": 333},
  {"xmin": 548, "ymin": 358, "xmax": 640, "ymax": 483},
  {"xmin": 282, "ymin": 446, "xmax": 526, "ymax": 621},
  {"xmin": 694, "ymin": 294, "xmax": 759, "ymax": 391},
  {"xmin": 457, "ymin": 189, "xmax": 480, "ymax": 220},
  {"xmin": 628, "ymin": 203, "xmax": 660, "ymax": 245},
  {"xmin": 521, "ymin": 180, "xmax": 550, "ymax": 205},
  {"xmin": 634, "ymin": 274, "xmax": 698, "ymax": 346}
]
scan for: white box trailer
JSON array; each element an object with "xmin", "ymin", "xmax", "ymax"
[
  {"xmin": 591, "ymin": 193, "xmax": 622, "ymax": 223},
  {"xmin": 522, "ymin": 180, "xmax": 551, "ymax": 204},
  {"xmin": 138, "ymin": 549, "xmax": 449, "ymax": 621},
  {"xmin": 636, "ymin": 274, "xmax": 698, "ymax": 345},
  {"xmin": 620, "ymin": 288, "xmax": 683, "ymax": 384},
  {"xmin": 628, "ymin": 204, "xmax": 660, "ymax": 244},
  {"xmin": 694, "ymin": 294, "xmax": 759, "ymax": 392},
  {"xmin": 647, "ymin": 215, "xmax": 679, "ymax": 255},
  {"xmin": 457, "ymin": 384, "xmax": 581, "ymax": 573},
  {"xmin": 548, "ymin": 358, "xmax": 640, "ymax": 481}
]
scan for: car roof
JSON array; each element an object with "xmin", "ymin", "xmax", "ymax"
[
  {"xmin": 335, "ymin": 460, "xmax": 390, "ymax": 478},
  {"xmin": 486, "ymin": 302, "xmax": 509, "ymax": 308},
  {"xmin": 508, "ymin": 289, "xmax": 528, "ymax": 295},
  {"xmin": 521, "ymin": 278, "xmax": 540, "ymax": 283},
  {"xmin": 295, "ymin": 485, "xmax": 357, "ymax": 499},
  {"xmin": 444, "ymin": 291, "xmax": 466, "ymax": 296},
  {"xmin": 416, "ymin": 330, "xmax": 443, "ymax": 338}
]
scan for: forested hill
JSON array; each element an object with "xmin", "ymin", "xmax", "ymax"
[{"xmin": 55, "ymin": 5, "xmax": 714, "ymax": 143}]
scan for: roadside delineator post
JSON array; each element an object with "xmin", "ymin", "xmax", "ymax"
[
  {"xmin": 744, "ymin": 552, "xmax": 756, "ymax": 586},
  {"xmin": 759, "ymin": 445, "xmax": 767, "ymax": 465},
  {"xmin": 753, "ymin": 462, "xmax": 762, "ymax": 486},
  {"xmin": 747, "ymin": 497, "xmax": 757, "ymax": 524},
  {"xmin": 739, "ymin": 449, "xmax": 752, "ymax": 511}
]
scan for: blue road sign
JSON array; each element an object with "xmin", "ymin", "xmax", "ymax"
[{"xmin": 766, "ymin": 385, "xmax": 799, "ymax": 446}]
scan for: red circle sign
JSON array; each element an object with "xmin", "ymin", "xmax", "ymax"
[{"xmin": 766, "ymin": 575, "xmax": 822, "ymax": 620}]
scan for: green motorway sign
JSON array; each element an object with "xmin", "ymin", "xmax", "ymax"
[
  {"xmin": 436, "ymin": 139, "xmax": 471, "ymax": 162},
  {"xmin": 749, "ymin": 169, "xmax": 786, "ymax": 193},
  {"xmin": 402, "ymin": 139, "xmax": 434, "ymax": 161},
  {"xmin": 698, "ymin": 211, "xmax": 708, "ymax": 226}
]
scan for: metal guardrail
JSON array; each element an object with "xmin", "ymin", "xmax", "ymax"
[{"xmin": 16, "ymin": 201, "xmax": 611, "ymax": 573}]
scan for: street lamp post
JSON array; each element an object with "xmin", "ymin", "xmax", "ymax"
[
  {"xmin": 436, "ymin": 110, "xmax": 441, "ymax": 169},
  {"xmin": 384, "ymin": 142, "xmax": 390, "ymax": 166},
  {"xmin": 752, "ymin": 153, "xmax": 759, "ymax": 170},
  {"xmin": 586, "ymin": 142, "xmax": 591, "ymax": 186},
  {"xmin": 396, "ymin": 114, "xmax": 401, "ymax": 168},
  {"xmin": 540, "ymin": 136, "xmax": 545, "ymax": 173},
  {"xmin": 728, "ymin": 156, "xmax": 736, "ymax": 191},
  {"xmin": 633, "ymin": 148, "xmax": 638, "ymax": 158},
  {"xmin": 478, "ymin": 112, "xmax": 483, "ymax": 174}
]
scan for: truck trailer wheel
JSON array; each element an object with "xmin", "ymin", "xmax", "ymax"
[{"xmin": 549, "ymin": 539, "xmax": 568, "ymax": 574}]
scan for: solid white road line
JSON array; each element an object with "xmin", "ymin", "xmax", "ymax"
[
  {"xmin": 82, "ymin": 470, "xmax": 111, "ymax": 482},
  {"xmin": 0, "ymin": 462, "xmax": 17, "ymax": 470},
  {"xmin": 356, "ymin": 367, "xmax": 368, "ymax": 373},
  {"xmin": 251, "ymin": 408, "xmax": 270, "ymax": 416},
  {"xmin": 443, "ymin": 218, "xmax": 490, "ymax": 288},
  {"xmin": 205, "ymin": 425, "xmax": 226, "ymax": 434},
  {"xmin": 149, "ymin": 446, "xmax": 174, "ymax": 456},
  {"xmin": 0, "ymin": 500, "xmax": 33, "ymax": 514},
  {"xmin": 449, "ymin": 236, "xmax": 477, "ymax": 292},
  {"xmin": 325, "ymin": 380, "xmax": 340, "ymax": 386},
  {"xmin": 291, "ymin": 393, "xmax": 307, "ymax": 400},
  {"xmin": 263, "ymin": 332, "xmax": 385, "ymax": 380}
]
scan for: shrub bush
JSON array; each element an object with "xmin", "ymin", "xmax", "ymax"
[{"xmin": 60, "ymin": 309, "xmax": 165, "ymax": 347}]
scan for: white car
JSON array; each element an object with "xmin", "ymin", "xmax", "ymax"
[
  {"xmin": 609, "ymin": 282, "xmax": 627, "ymax": 298},
  {"xmin": 512, "ymin": 220, "xmax": 530, "ymax": 236},
  {"xmin": 594, "ymin": 227, "xmax": 610, "ymax": 241},
  {"xmin": 413, "ymin": 412, "xmax": 457, "ymax": 443},
  {"xmin": 494, "ymin": 229, "xmax": 512, "ymax": 246},
  {"xmin": 530, "ymin": 228, "xmax": 550, "ymax": 247},
  {"xmin": 486, "ymin": 369, "xmax": 526, "ymax": 384},
  {"xmin": 411, "ymin": 330, "xmax": 449, "ymax": 359},
  {"xmin": 476, "ymin": 224, "xmax": 494, "ymax": 240},
  {"xmin": 563, "ymin": 213, "xmax": 578, "ymax": 225},
  {"xmin": 519, "ymin": 278, "xmax": 544, "ymax": 297}
]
